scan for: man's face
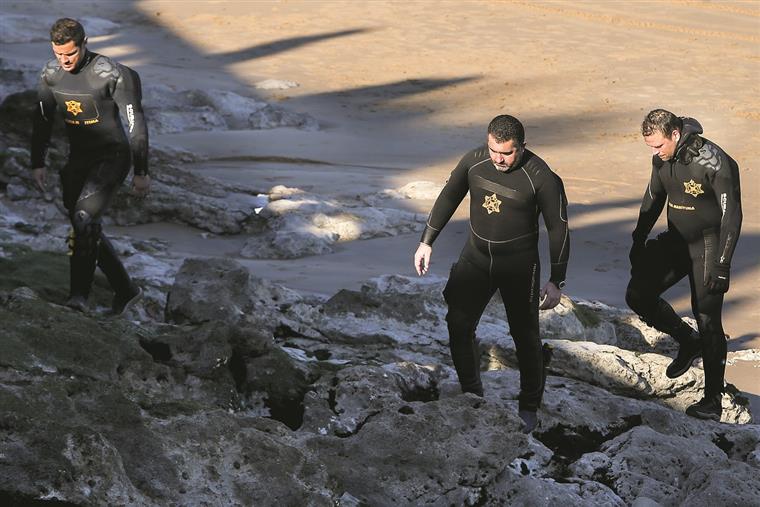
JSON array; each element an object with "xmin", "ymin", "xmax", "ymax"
[
  {"xmin": 644, "ymin": 130, "xmax": 680, "ymax": 161},
  {"xmin": 52, "ymin": 40, "xmax": 85, "ymax": 72},
  {"xmin": 487, "ymin": 134, "xmax": 524, "ymax": 172}
]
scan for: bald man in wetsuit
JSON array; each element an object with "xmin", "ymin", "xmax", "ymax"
[
  {"xmin": 414, "ymin": 115, "xmax": 570, "ymax": 433},
  {"xmin": 627, "ymin": 109, "xmax": 742, "ymax": 421},
  {"xmin": 31, "ymin": 18, "xmax": 150, "ymax": 314}
]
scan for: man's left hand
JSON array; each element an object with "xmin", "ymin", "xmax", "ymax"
[
  {"xmin": 705, "ymin": 262, "xmax": 730, "ymax": 294},
  {"xmin": 539, "ymin": 282, "xmax": 562, "ymax": 310},
  {"xmin": 132, "ymin": 174, "xmax": 151, "ymax": 197}
]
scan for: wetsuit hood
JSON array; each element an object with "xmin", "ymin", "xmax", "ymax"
[
  {"xmin": 675, "ymin": 117, "xmax": 705, "ymax": 164},
  {"xmin": 675, "ymin": 117, "xmax": 703, "ymax": 156}
]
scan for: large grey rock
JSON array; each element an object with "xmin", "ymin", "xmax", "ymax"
[{"xmin": 165, "ymin": 257, "xmax": 301, "ymax": 326}]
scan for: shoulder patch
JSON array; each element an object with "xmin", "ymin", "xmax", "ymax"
[
  {"xmin": 93, "ymin": 56, "xmax": 121, "ymax": 81},
  {"xmin": 695, "ymin": 143, "xmax": 721, "ymax": 172},
  {"xmin": 41, "ymin": 59, "xmax": 61, "ymax": 82}
]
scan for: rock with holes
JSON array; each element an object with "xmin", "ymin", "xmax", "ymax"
[
  {"xmin": 301, "ymin": 363, "xmax": 443, "ymax": 437},
  {"xmin": 148, "ymin": 412, "xmax": 334, "ymax": 505},
  {"xmin": 593, "ymin": 426, "xmax": 760, "ymax": 506},
  {"xmin": 302, "ymin": 393, "xmax": 528, "ymax": 505}
]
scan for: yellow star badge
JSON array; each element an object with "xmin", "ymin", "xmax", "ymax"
[
  {"xmin": 683, "ymin": 179, "xmax": 704, "ymax": 198},
  {"xmin": 65, "ymin": 100, "xmax": 83, "ymax": 116},
  {"xmin": 482, "ymin": 193, "xmax": 502, "ymax": 214}
]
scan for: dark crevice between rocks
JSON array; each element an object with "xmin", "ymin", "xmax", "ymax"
[
  {"xmin": 273, "ymin": 323, "xmax": 308, "ymax": 340},
  {"xmin": 138, "ymin": 338, "xmax": 172, "ymax": 363},
  {"xmin": 265, "ymin": 395, "xmax": 304, "ymax": 431},
  {"xmin": 0, "ymin": 491, "xmax": 82, "ymax": 506},
  {"xmin": 227, "ymin": 349, "xmax": 247, "ymax": 393},
  {"xmin": 399, "ymin": 383, "xmax": 439, "ymax": 403},
  {"xmin": 328, "ymin": 376, "xmax": 339, "ymax": 415},
  {"xmin": 534, "ymin": 414, "xmax": 643, "ymax": 483},
  {"xmin": 712, "ymin": 432, "xmax": 734, "ymax": 456}
]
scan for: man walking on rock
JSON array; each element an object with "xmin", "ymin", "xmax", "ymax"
[
  {"xmin": 626, "ymin": 109, "xmax": 742, "ymax": 421},
  {"xmin": 31, "ymin": 18, "xmax": 149, "ymax": 315},
  {"xmin": 414, "ymin": 115, "xmax": 570, "ymax": 433}
]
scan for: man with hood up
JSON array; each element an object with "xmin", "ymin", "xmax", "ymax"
[{"xmin": 626, "ymin": 109, "xmax": 742, "ymax": 421}]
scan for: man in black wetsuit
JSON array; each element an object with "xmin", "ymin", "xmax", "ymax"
[
  {"xmin": 627, "ymin": 109, "xmax": 742, "ymax": 421},
  {"xmin": 31, "ymin": 18, "xmax": 150, "ymax": 314},
  {"xmin": 414, "ymin": 115, "xmax": 570, "ymax": 433}
]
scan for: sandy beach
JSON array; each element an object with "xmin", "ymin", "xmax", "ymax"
[{"xmin": 3, "ymin": 0, "xmax": 758, "ymax": 405}]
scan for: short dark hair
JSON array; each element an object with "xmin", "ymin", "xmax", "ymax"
[
  {"xmin": 50, "ymin": 18, "xmax": 86, "ymax": 46},
  {"xmin": 487, "ymin": 115, "xmax": 525, "ymax": 145},
  {"xmin": 641, "ymin": 109, "xmax": 682, "ymax": 138}
]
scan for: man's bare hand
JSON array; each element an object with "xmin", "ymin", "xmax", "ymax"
[
  {"xmin": 414, "ymin": 243, "xmax": 432, "ymax": 276},
  {"xmin": 32, "ymin": 167, "xmax": 46, "ymax": 192},
  {"xmin": 132, "ymin": 174, "xmax": 151, "ymax": 197},
  {"xmin": 539, "ymin": 282, "xmax": 562, "ymax": 310}
]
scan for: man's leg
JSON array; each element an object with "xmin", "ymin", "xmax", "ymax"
[
  {"xmin": 625, "ymin": 231, "xmax": 701, "ymax": 377},
  {"xmin": 63, "ymin": 153, "xmax": 130, "ymax": 310},
  {"xmin": 499, "ymin": 256, "xmax": 543, "ymax": 432},
  {"xmin": 98, "ymin": 235, "xmax": 141, "ymax": 314},
  {"xmin": 685, "ymin": 232, "xmax": 727, "ymax": 421},
  {"xmin": 443, "ymin": 255, "xmax": 495, "ymax": 396}
]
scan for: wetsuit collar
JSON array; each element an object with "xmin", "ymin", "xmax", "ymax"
[
  {"xmin": 71, "ymin": 49, "xmax": 94, "ymax": 74},
  {"xmin": 674, "ymin": 117, "xmax": 703, "ymax": 159}
]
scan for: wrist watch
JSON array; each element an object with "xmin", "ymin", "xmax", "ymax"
[{"xmin": 554, "ymin": 280, "xmax": 566, "ymax": 290}]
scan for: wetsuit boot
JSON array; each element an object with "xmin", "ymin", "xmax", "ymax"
[
  {"xmin": 686, "ymin": 327, "xmax": 726, "ymax": 421},
  {"xmin": 98, "ymin": 235, "xmax": 141, "ymax": 315},
  {"xmin": 666, "ymin": 322, "xmax": 702, "ymax": 379},
  {"xmin": 518, "ymin": 343, "xmax": 553, "ymax": 434},
  {"xmin": 66, "ymin": 253, "xmax": 96, "ymax": 312}
]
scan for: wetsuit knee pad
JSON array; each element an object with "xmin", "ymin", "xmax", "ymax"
[
  {"xmin": 625, "ymin": 285, "xmax": 652, "ymax": 318},
  {"xmin": 71, "ymin": 210, "xmax": 102, "ymax": 256}
]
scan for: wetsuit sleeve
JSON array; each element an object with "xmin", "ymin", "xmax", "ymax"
[
  {"xmin": 632, "ymin": 160, "xmax": 667, "ymax": 244},
  {"xmin": 536, "ymin": 170, "xmax": 570, "ymax": 284},
  {"xmin": 710, "ymin": 156, "xmax": 742, "ymax": 267},
  {"xmin": 419, "ymin": 155, "xmax": 471, "ymax": 245},
  {"xmin": 30, "ymin": 71, "xmax": 57, "ymax": 168},
  {"xmin": 112, "ymin": 65, "xmax": 149, "ymax": 176}
]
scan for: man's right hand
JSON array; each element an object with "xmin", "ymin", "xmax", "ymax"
[
  {"xmin": 414, "ymin": 243, "xmax": 432, "ymax": 276},
  {"xmin": 32, "ymin": 167, "xmax": 46, "ymax": 191}
]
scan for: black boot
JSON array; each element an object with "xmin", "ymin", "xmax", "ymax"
[
  {"xmin": 685, "ymin": 395, "xmax": 722, "ymax": 421},
  {"xmin": 666, "ymin": 325, "xmax": 702, "ymax": 379},
  {"xmin": 66, "ymin": 253, "xmax": 96, "ymax": 312},
  {"xmin": 519, "ymin": 409, "xmax": 538, "ymax": 434},
  {"xmin": 98, "ymin": 235, "xmax": 141, "ymax": 315}
]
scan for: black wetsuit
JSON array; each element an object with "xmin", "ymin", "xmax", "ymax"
[
  {"xmin": 31, "ymin": 50, "xmax": 149, "ymax": 300},
  {"xmin": 421, "ymin": 146, "xmax": 570, "ymax": 411},
  {"xmin": 626, "ymin": 118, "xmax": 742, "ymax": 401}
]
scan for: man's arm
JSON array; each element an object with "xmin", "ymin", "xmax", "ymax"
[
  {"xmin": 113, "ymin": 64, "xmax": 150, "ymax": 193},
  {"xmin": 30, "ymin": 68, "xmax": 57, "ymax": 190},
  {"xmin": 414, "ymin": 154, "xmax": 471, "ymax": 275},
  {"xmin": 632, "ymin": 159, "xmax": 667, "ymax": 244},
  {"xmin": 705, "ymin": 152, "xmax": 742, "ymax": 293},
  {"xmin": 536, "ymin": 169, "xmax": 569, "ymax": 309}
]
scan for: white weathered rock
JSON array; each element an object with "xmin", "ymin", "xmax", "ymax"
[
  {"xmin": 240, "ymin": 191, "xmax": 425, "ymax": 259},
  {"xmin": 254, "ymin": 79, "xmax": 299, "ymax": 90},
  {"xmin": 141, "ymin": 85, "xmax": 318, "ymax": 134}
]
